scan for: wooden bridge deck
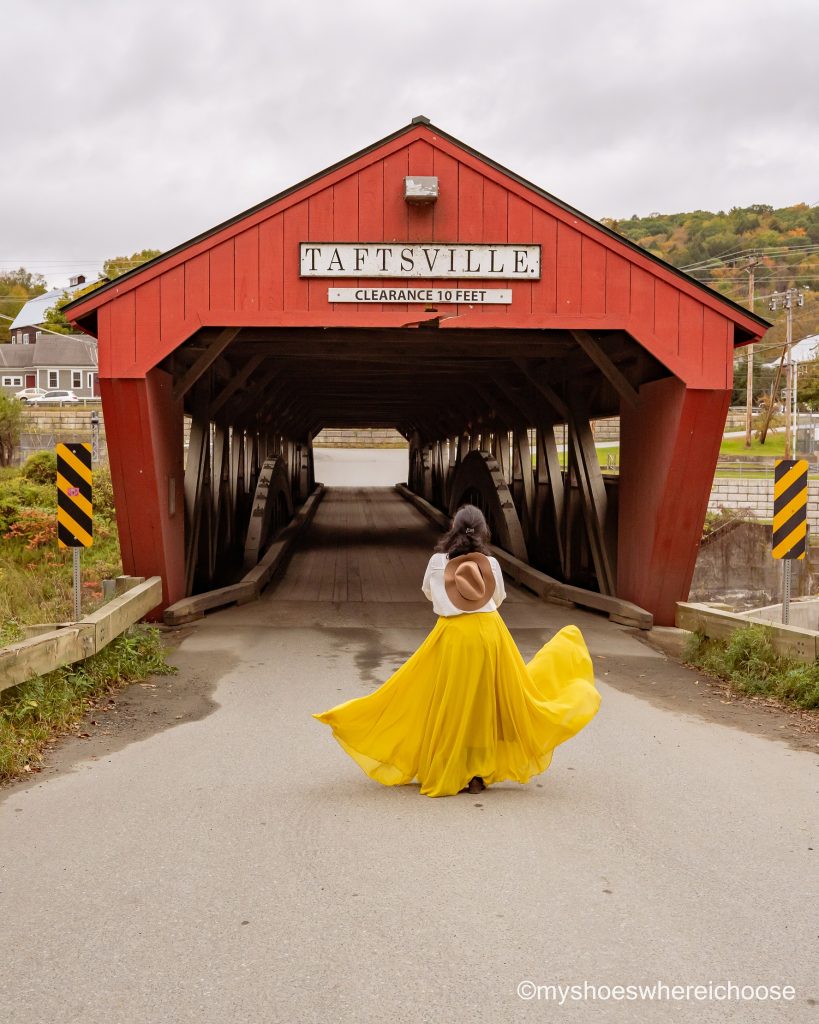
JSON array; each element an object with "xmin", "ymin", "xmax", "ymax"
[{"xmin": 267, "ymin": 487, "xmax": 536, "ymax": 605}]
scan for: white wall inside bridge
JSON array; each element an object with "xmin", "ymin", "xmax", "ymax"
[{"xmin": 313, "ymin": 447, "xmax": 408, "ymax": 487}]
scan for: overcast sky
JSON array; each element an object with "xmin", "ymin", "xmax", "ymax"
[{"xmin": 3, "ymin": 0, "xmax": 817, "ymax": 287}]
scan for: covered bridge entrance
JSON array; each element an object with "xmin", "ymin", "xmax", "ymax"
[{"xmin": 65, "ymin": 118, "xmax": 768, "ymax": 626}]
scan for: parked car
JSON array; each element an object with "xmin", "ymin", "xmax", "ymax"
[
  {"xmin": 33, "ymin": 390, "xmax": 81, "ymax": 404},
  {"xmin": 15, "ymin": 387, "xmax": 47, "ymax": 402}
]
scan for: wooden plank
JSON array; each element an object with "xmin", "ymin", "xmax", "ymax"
[
  {"xmin": 556, "ymin": 221, "xmax": 581, "ymax": 313},
  {"xmin": 432, "ymin": 148, "xmax": 458, "ymax": 241},
  {"xmin": 158, "ymin": 268, "xmax": 184, "ymax": 348},
  {"xmin": 531, "ymin": 208, "xmax": 558, "ymax": 316},
  {"xmin": 110, "ymin": 292, "xmax": 137, "ymax": 367},
  {"xmin": 173, "ymin": 327, "xmax": 240, "ymax": 401},
  {"xmin": 209, "ymin": 238, "xmax": 235, "ymax": 311},
  {"xmin": 515, "ymin": 358, "xmax": 569, "ymax": 420},
  {"xmin": 580, "ymin": 237, "xmax": 607, "ymax": 316},
  {"xmin": 0, "ymin": 626, "xmax": 94, "ymax": 694},
  {"xmin": 395, "ymin": 484, "xmax": 652, "ymax": 628},
  {"xmin": 569, "ymin": 330, "xmax": 639, "ymax": 408},
  {"xmin": 259, "ymin": 215, "xmax": 284, "ymax": 312},
  {"xmin": 235, "ymin": 226, "xmax": 260, "ymax": 313},
  {"xmin": 1, "ymin": 577, "xmax": 163, "ymax": 693},
  {"xmin": 164, "ymin": 485, "xmax": 325, "ymax": 624},
  {"xmin": 209, "ymin": 354, "xmax": 264, "ymax": 416},
  {"xmin": 604, "ymin": 250, "xmax": 630, "ymax": 317},
  {"xmin": 676, "ymin": 602, "xmax": 818, "ymax": 663},
  {"xmin": 185, "ymin": 253, "xmax": 210, "ymax": 322},
  {"xmin": 83, "ymin": 577, "xmax": 163, "ymax": 649},
  {"xmin": 567, "ymin": 410, "xmax": 615, "ymax": 595}
]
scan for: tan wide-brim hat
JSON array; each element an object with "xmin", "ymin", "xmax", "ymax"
[{"xmin": 443, "ymin": 552, "xmax": 495, "ymax": 611}]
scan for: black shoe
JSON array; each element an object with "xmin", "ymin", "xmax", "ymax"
[{"xmin": 467, "ymin": 776, "xmax": 485, "ymax": 794}]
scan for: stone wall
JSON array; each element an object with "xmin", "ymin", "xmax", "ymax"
[
  {"xmin": 708, "ymin": 478, "xmax": 819, "ymax": 529},
  {"xmin": 314, "ymin": 428, "xmax": 407, "ymax": 449},
  {"xmin": 16, "ymin": 403, "xmax": 107, "ymax": 463}
]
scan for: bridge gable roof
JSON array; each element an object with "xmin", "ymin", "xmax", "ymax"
[{"xmin": 65, "ymin": 118, "xmax": 768, "ymax": 385}]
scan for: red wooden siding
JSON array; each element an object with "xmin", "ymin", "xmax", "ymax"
[{"xmin": 72, "ymin": 123, "xmax": 763, "ymax": 384}]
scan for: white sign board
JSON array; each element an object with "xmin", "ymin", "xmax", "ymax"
[
  {"xmin": 300, "ymin": 243, "xmax": 540, "ymax": 280},
  {"xmin": 329, "ymin": 287, "xmax": 512, "ymax": 304}
]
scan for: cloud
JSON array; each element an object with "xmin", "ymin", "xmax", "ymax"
[{"xmin": 3, "ymin": 0, "xmax": 817, "ymax": 285}]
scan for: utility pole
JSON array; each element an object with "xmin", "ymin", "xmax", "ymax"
[
  {"xmin": 764, "ymin": 288, "xmax": 805, "ymax": 455},
  {"xmin": 744, "ymin": 255, "xmax": 760, "ymax": 447}
]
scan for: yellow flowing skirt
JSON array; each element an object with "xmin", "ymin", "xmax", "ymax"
[{"xmin": 313, "ymin": 612, "xmax": 601, "ymax": 798}]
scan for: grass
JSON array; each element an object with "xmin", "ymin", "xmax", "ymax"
[
  {"xmin": 0, "ymin": 625, "xmax": 175, "ymax": 782},
  {"xmin": 0, "ymin": 460, "xmax": 122, "ymax": 625},
  {"xmin": 720, "ymin": 435, "xmax": 786, "ymax": 457},
  {"xmin": 0, "ymin": 455, "xmax": 171, "ymax": 784},
  {"xmin": 683, "ymin": 625, "xmax": 819, "ymax": 710}
]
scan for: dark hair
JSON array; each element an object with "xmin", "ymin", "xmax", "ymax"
[{"xmin": 435, "ymin": 504, "xmax": 491, "ymax": 558}]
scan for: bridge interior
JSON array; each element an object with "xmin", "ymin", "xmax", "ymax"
[
  {"xmin": 269, "ymin": 486, "xmax": 539, "ymax": 608},
  {"xmin": 166, "ymin": 323, "xmax": 674, "ymax": 616}
]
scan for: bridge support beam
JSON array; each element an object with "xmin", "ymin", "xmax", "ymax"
[
  {"xmin": 101, "ymin": 368, "xmax": 185, "ymax": 614},
  {"xmin": 618, "ymin": 376, "xmax": 730, "ymax": 626}
]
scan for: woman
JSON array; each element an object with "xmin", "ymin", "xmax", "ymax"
[{"xmin": 312, "ymin": 504, "xmax": 601, "ymax": 798}]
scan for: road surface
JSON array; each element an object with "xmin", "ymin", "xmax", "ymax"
[{"xmin": 1, "ymin": 488, "xmax": 816, "ymax": 1023}]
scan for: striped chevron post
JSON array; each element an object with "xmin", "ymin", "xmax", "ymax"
[
  {"xmin": 772, "ymin": 459, "xmax": 807, "ymax": 561},
  {"xmin": 56, "ymin": 442, "xmax": 93, "ymax": 622},
  {"xmin": 773, "ymin": 458, "xmax": 808, "ymax": 625}
]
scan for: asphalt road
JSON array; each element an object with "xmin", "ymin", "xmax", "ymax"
[{"xmin": 1, "ymin": 489, "xmax": 817, "ymax": 1023}]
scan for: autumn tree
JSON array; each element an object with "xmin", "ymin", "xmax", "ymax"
[
  {"xmin": 0, "ymin": 393, "xmax": 22, "ymax": 466},
  {"xmin": 42, "ymin": 249, "xmax": 162, "ymax": 333},
  {"xmin": 0, "ymin": 268, "xmax": 47, "ymax": 343}
]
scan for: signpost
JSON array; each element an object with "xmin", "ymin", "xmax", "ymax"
[
  {"xmin": 56, "ymin": 442, "xmax": 93, "ymax": 622},
  {"xmin": 772, "ymin": 458, "xmax": 808, "ymax": 624}
]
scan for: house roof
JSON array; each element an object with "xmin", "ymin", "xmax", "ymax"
[
  {"xmin": 63, "ymin": 116, "xmax": 771, "ymax": 335},
  {"xmin": 0, "ymin": 334, "xmax": 98, "ymax": 370},
  {"xmin": 11, "ymin": 281, "xmax": 94, "ymax": 330}
]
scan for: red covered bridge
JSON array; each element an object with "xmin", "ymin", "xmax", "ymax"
[{"xmin": 65, "ymin": 117, "xmax": 768, "ymax": 626}]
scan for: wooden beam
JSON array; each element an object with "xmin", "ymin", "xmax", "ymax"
[
  {"xmin": 567, "ymin": 408, "xmax": 615, "ymax": 595},
  {"xmin": 208, "ymin": 354, "xmax": 264, "ymax": 416},
  {"xmin": 173, "ymin": 328, "xmax": 240, "ymax": 401},
  {"xmin": 569, "ymin": 330, "xmax": 639, "ymax": 408},
  {"xmin": 514, "ymin": 358, "xmax": 569, "ymax": 420}
]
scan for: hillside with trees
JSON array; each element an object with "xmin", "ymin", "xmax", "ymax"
[{"xmin": 602, "ymin": 204, "xmax": 819, "ymax": 404}]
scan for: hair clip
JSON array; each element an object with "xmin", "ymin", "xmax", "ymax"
[{"xmin": 465, "ymin": 527, "xmax": 474, "ymax": 534}]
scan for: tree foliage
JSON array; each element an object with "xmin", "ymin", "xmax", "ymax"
[
  {"xmin": 602, "ymin": 203, "xmax": 819, "ymax": 405},
  {"xmin": 41, "ymin": 249, "xmax": 162, "ymax": 334},
  {"xmin": 102, "ymin": 249, "xmax": 161, "ymax": 281},
  {"xmin": 0, "ymin": 394, "xmax": 22, "ymax": 466},
  {"xmin": 0, "ymin": 269, "xmax": 47, "ymax": 344}
]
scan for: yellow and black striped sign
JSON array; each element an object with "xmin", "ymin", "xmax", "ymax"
[
  {"xmin": 56, "ymin": 443, "xmax": 93, "ymax": 548},
  {"xmin": 773, "ymin": 458, "xmax": 808, "ymax": 560}
]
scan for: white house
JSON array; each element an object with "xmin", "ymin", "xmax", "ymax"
[{"xmin": 1, "ymin": 276, "xmax": 99, "ymax": 397}]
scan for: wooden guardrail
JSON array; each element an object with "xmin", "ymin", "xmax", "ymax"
[
  {"xmin": 163, "ymin": 484, "xmax": 325, "ymax": 625},
  {"xmin": 395, "ymin": 483, "xmax": 652, "ymax": 629},
  {"xmin": 675, "ymin": 601, "xmax": 819, "ymax": 663},
  {"xmin": 0, "ymin": 576, "xmax": 163, "ymax": 695}
]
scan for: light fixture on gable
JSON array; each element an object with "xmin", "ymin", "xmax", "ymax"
[{"xmin": 404, "ymin": 176, "xmax": 438, "ymax": 204}]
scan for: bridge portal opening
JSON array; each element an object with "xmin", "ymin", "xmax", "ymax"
[{"xmin": 64, "ymin": 118, "xmax": 769, "ymax": 624}]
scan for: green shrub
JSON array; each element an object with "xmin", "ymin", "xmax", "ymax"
[
  {"xmin": 93, "ymin": 462, "xmax": 116, "ymax": 519},
  {"xmin": 22, "ymin": 450, "xmax": 57, "ymax": 484},
  {"xmin": 684, "ymin": 625, "xmax": 819, "ymax": 710}
]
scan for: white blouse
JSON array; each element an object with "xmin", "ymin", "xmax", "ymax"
[{"xmin": 421, "ymin": 552, "xmax": 506, "ymax": 617}]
